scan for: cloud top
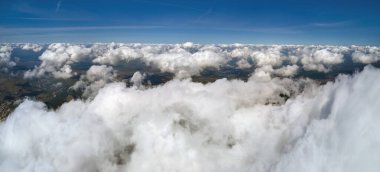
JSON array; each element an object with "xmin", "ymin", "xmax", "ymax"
[
  {"xmin": 1, "ymin": 65, "xmax": 380, "ymax": 171},
  {"xmin": 18, "ymin": 43, "xmax": 380, "ymax": 79}
]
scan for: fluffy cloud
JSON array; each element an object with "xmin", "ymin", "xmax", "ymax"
[
  {"xmin": 228, "ymin": 45, "xmax": 285, "ymax": 68},
  {"xmin": 2, "ymin": 43, "xmax": 380, "ymax": 171},
  {"xmin": 274, "ymin": 64, "xmax": 299, "ymax": 77},
  {"xmin": 93, "ymin": 44, "xmax": 142, "ymax": 65},
  {"xmin": 0, "ymin": 75, "xmax": 315, "ymax": 172},
  {"xmin": 130, "ymin": 71, "xmax": 145, "ymax": 88},
  {"xmin": 352, "ymin": 46, "xmax": 380, "ymax": 64},
  {"xmin": 251, "ymin": 65, "xmax": 299, "ymax": 81},
  {"xmin": 150, "ymin": 49, "xmax": 226, "ymax": 78},
  {"xmin": 93, "ymin": 43, "xmax": 226, "ymax": 78},
  {"xmin": 20, "ymin": 43, "xmax": 44, "ymax": 52},
  {"xmin": 0, "ymin": 44, "xmax": 16, "ymax": 72},
  {"xmin": 251, "ymin": 46, "xmax": 284, "ymax": 67},
  {"xmin": 229, "ymin": 46, "xmax": 253, "ymax": 59},
  {"xmin": 21, "ymin": 43, "xmax": 380, "ymax": 80},
  {"xmin": 274, "ymin": 66, "xmax": 380, "ymax": 172},
  {"xmin": 2, "ymin": 65, "xmax": 379, "ymax": 172},
  {"xmin": 227, "ymin": 45, "xmax": 350, "ymax": 73},
  {"xmin": 291, "ymin": 46, "xmax": 346, "ymax": 72},
  {"xmin": 72, "ymin": 65, "xmax": 117, "ymax": 97},
  {"xmin": 24, "ymin": 43, "xmax": 91, "ymax": 79}
]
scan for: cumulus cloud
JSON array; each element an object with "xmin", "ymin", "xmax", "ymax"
[
  {"xmin": 274, "ymin": 64, "xmax": 299, "ymax": 77},
  {"xmin": 251, "ymin": 64, "xmax": 299, "ymax": 81},
  {"xmin": 352, "ymin": 46, "xmax": 380, "ymax": 64},
  {"xmin": 24, "ymin": 43, "xmax": 91, "ymax": 79},
  {"xmin": 251, "ymin": 46, "xmax": 285, "ymax": 67},
  {"xmin": 227, "ymin": 45, "xmax": 350, "ymax": 73},
  {"xmin": 228, "ymin": 45, "xmax": 285, "ymax": 68},
  {"xmin": 182, "ymin": 42, "xmax": 195, "ymax": 49},
  {"xmin": 150, "ymin": 49, "xmax": 226, "ymax": 78},
  {"xmin": 229, "ymin": 46, "xmax": 253, "ymax": 59},
  {"xmin": 290, "ymin": 46, "xmax": 346, "ymax": 72},
  {"xmin": 2, "ymin": 65, "xmax": 380, "ymax": 172},
  {"xmin": 20, "ymin": 43, "xmax": 44, "ymax": 52},
  {"xmin": 93, "ymin": 43, "xmax": 226, "ymax": 78},
  {"xmin": 2, "ymin": 43, "xmax": 380, "ymax": 171},
  {"xmin": 274, "ymin": 66, "xmax": 380, "ymax": 172},
  {"xmin": 0, "ymin": 75, "xmax": 314, "ymax": 172},
  {"xmin": 72, "ymin": 65, "xmax": 117, "ymax": 97},
  {"xmin": 0, "ymin": 44, "xmax": 16, "ymax": 72},
  {"xmin": 93, "ymin": 44, "xmax": 142, "ymax": 65},
  {"xmin": 130, "ymin": 71, "xmax": 145, "ymax": 88},
  {"xmin": 20, "ymin": 43, "xmax": 380, "ymax": 79}
]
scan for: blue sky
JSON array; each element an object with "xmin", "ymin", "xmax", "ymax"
[{"xmin": 1, "ymin": 0, "xmax": 380, "ymax": 44}]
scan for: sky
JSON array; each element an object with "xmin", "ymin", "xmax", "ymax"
[{"xmin": 0, "ymin": 0, "xmax": 380, "ymax": 44}]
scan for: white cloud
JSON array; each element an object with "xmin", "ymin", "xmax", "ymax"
[
  {"xmin": 24, "ymin": 43, "xmax": 92, "ymax": 79},
  {"xmin": 227, "ymin": 45, "xmax": 349, "ymax": 73},
  {"xmin": 1, "ymin": 55, "xmax": 380, "ymax": 172},
  {"xmin": 0, "ymin": 73, "xmax": 317, "ymax": 172},
  {"xmin": 274, "ymin": 65, "xmax": 299, "ymax": 77},
  {"xmin": 151, "ymin": 49, "xmax": 226, "ymax": 78},
  {"xmin": 93, "ymin": 44, "xmax": 142, "ymax": 65},
  {"xmin": 130, "ymin": 71, "xmax": 145, "ymax": 88},
  {"xmin": 20, "ymin": 43, "xmax": 43, "ymax": 52},
  {"xmin": 3, "ymin": 43, "xmax": 380, "ymax": 171},
  {"xmin": 252, "ymin": 46, "xmax": 284, "ymax": 67},
  {"xmin": 93, "ymin": 44, "xmax": 227, "ymax": 78},
  {"xmin": 230, "ymin": 46, "xmax": 253, "ymax": 58},
  {"xmin": 236, "ymin": 58, "xmax": 252, "ymax": 68},
  {"xmin": 293, "ymin": 46, "xmax": 346, "ymax": 72},
  {"xmin": 274, "ymin": 66, "xmax": 380, "ymax": 172},
  {"xmin": 251, "ymin": 65, "xmax": 275, "ymax": 81},
  {"xmin": 72, "ymin": 65, "xmax": 117, "ymax": 97},
  {"xmin": 251, "ymin": 64, "xmax": 299, "ymax": 81},
  {"xmin": 352, "ymin": 46, "xmax": 380, "ymax": 64},
  {"xmin": 182, "ymin": 42, "xmax": 195, "ymax": 49},
  {"xmin": 0, "ymin": 44, "xmax": 16, "ymax": 72},
  {"xmin": 21, "ymin": 43, "xmax": 380, "ymax": 79},
  {"xmin": 52, "ymin": 64, "xmax": 73, "ymax": 79}
]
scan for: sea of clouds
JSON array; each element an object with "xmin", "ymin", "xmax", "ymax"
[
  {"xmin": 0, "ymin": 43, "xmax": 379, "ymax": 172},
  {"xmin": 0, "ymin": 42, "xmax": 377, "ymax": 79},
  {"xmin": 2, "ymin": 42, "xmax": 378, "ymax": 97}
]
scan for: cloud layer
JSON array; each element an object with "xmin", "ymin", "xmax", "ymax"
[
  {"xmin": 1, "ymin": 43, "xmax": 380, "ymax": 171},
  {"xmin": 1, "ymin": 64, "xmax": 379, "ymax": 172},
  {"xmin": 0, "ymin": 44, "xmax": 16, "ymax": 72},
  {"xmin": 17, "ymin": 43, "xmax": 380, "ymax": 79}
]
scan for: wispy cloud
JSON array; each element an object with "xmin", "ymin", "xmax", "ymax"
[
  {"xmin": 134, "ymin": 0, "xmax": 206, "ymax": 12},
  {"xmin": 193, "ymin": 20, "xmax": 351, "ymax": 34},
  {"xmin": 310, "ymin": 21, "xmax": 351, "ymax": 27},
  {"xmin": 3, "ymin": 17, "xmax": 91, "ymax": 21},
  {"xmin": 14, "ymin": 3, "xmax": 47, "ymax": 16},
  {"xmin": 211, "ymin": 26, "xmax": 301, "ymax": 34},
  {"xmin": 55, "ymin": 0, "xmax": 62, "ymax": 13},
  {"xmin": 0, "ymin": 25, "xmax": 167, "ymax": 35}
]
